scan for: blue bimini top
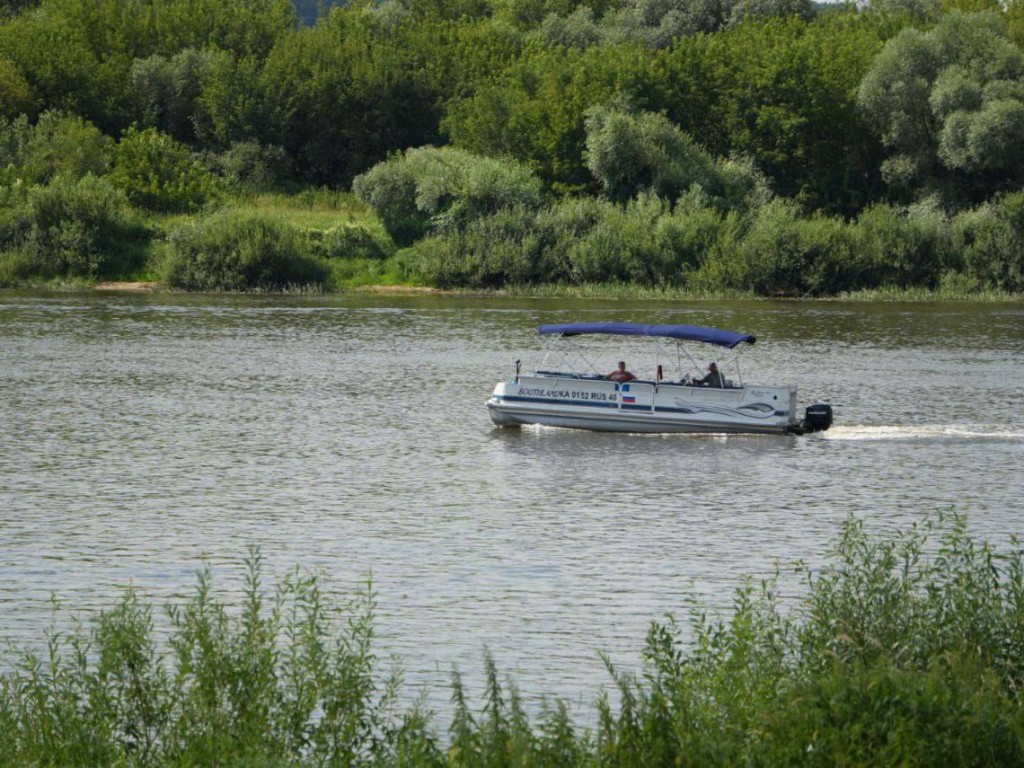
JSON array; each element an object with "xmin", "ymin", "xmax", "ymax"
[{"xmin": 538, "ymin": 322, "xmax": 756, "ymax": 349}]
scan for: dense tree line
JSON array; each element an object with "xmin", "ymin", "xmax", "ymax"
[{"xmin": 1, "ymin": 0, "xmax": 1024, "ymax": 292}]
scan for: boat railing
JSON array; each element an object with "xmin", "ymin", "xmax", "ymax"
[
  {"xmin": 534, "ymin": 370, "xmax": 607, "ymax": 380},
  {"xmin": 532, "ymin": 371, "xmax": 745, "ymax": 389}
]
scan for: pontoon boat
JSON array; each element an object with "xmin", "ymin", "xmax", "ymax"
[{"xmin": 486, "ymin": 322, "xmax": 833, "ymax": 435}]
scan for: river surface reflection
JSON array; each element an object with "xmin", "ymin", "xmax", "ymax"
[{"xmin": 1, "ymin": 292, "xmax": 1022, "ymax": 715}]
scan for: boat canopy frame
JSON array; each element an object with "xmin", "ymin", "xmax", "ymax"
[
  {"xmin": 534, "ymin": 322, "xmax": 755, "ymax": 385},
  {"xmin": 538, "ymin": 322, "xmax": 756, "ymax": 348}
]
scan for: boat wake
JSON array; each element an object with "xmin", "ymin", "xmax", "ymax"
[{"xmin": 824, "ymin": 425, "xmax": 1024, "ymax": 442}]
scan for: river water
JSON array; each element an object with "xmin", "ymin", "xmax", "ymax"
[{"xmin": 1, "ymin": 291, "xmax": 1022, "ymax": 716}]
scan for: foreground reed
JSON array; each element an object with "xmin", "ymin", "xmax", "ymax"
[{"xmin": 2, "ymin": 513, "xmax": 1023, "ymax": 766}]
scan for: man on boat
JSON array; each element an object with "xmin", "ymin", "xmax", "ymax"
[
  {"xmin": 607, "ymin": 361, "xmax": 636, "ymax": 382},
  {"xmin": 692, "ymin": 361, "xmax": 724, "ymax": 387}
]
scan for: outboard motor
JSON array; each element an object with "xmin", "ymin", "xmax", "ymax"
[{"xmin": 797, "ymin": 403, "xmax": 833, "ymax": 434}]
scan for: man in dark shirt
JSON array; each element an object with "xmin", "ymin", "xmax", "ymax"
[{"xmin": 693, "ymin": 361, "xmax": 724, "ymax": 387}]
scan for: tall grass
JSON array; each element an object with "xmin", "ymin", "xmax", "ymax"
[
  {"xmin": 497, "ymin": 281, "xmax": 754, "ymax": 300},
  {"xmin": 2, "ymin": 513, "xmax": 1023, "ymax": 766},
  {"xmin": 836, "ymin": 283, "xmax": 1024, "ymax": 302},
  {"xmin": 0, "ymin": 549, "xmax": 435, "ymax": 766}
]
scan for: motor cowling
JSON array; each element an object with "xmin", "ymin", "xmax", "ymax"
[{"xmin": 802, "ymin": 403, "xmax": 833, "ymax": 433}]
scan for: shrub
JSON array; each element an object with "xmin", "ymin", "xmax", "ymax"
[
  {"xmin": 110, "ymin": 126, "xmax": 221, "ymax": 212},
  {"xmin": 2, "ymin": 514, "xmax": 1024, "ymax": 765},
  {"xmin": 0, "ymin": 550, "xmax": 437, "ymax": 766},
  {"xmin": 0, "ymin": 111, "xmax": 113, "ymax": 185},
  {"xmin": 400, "ymin": 191, "xmax": 727, "ymax": 289},
  {"xmin": 850, "ymin": 201, "xmax": 952, "ymax": 288},
  {"xmin": 213, "ymin": 141, "xmax": 294, "ymax": 189},
  {"xmin": 691, "ymin": 198, "xmax": 807, "ymax": 295},
  {"xmin": 0, "ymin": 55, "xmax": 31, "ymax": 119},
  {"xmin": 953, "ymin": 191, "xmax": 1024, "ymax": 292},
  {"xmin": 129, "ymin": 48, "xmax": 221, "ymax": 145},
  {"xmin": 164, "ymin": 212, "xmax": 327, "ymax": 291},
  {"xmin": 0, "ymin": 174, "xmax": 141, "ymax": 282},
  {"xmin": 352, "ymin": 146, "xmax": 545, "ymax": 246},
  {"xmin": 399, "ymin": 196, "xmax": 637, "ymax": 288},
  {"xmin": 398, "ymin": 204, "xmax": 544, "ymax": 288},
  {"xmin": 307, "ymin": 224, "xmax": 393, "ymax": 261},
  {"xmin": 656, "ymin": 189, "xmax": 729, "ymax": 278},
  {"xmin": 584, "ymin": 105, "xmax": 720, "ymax": 204},
  {"xmin": 790, "ymin": 213, "xmax": 863, "ymax": 295},
  {"xmin": 600, "ymin": 512, "xmax": 1024, "ymax": 765},
  {"xmin": 568, "ymin": 192, "xmax": 670, "ymax": 283},
  {"xmin": 689, "ymin": 198, "xmax": 956, "ymax": 297},
  {"xmin": 532, "ymin": 195, "xmax": 609, "ymax": 281}
]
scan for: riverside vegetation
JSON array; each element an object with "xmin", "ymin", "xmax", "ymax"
[
  {"xmin": 1, "ymin": 513, "xmax": 1023, "ymax": 766},
  {"xmin": 2, "ymin": 0, "xmax": 1024, "ymax": 295}
]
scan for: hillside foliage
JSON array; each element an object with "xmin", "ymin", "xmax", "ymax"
[{"xmin": 2, "ymin": 0, "xmax": 1024, "ymax": 292}]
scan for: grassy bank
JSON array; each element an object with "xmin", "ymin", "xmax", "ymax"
[
  {"xmin": 3, "ymin": 175, "xmax": 1024, "ymax": 300},
  {"xmin": 2, "ymin": 512, "xmax": 1023, "ymax": 766},
  {"xmin": 1, "ymin": 155, "xmax": 1023, "ymax": 301},
  {"xmin": 0, "ymin": 188, "xmax": 408, "ymax": 293},
  {"xmin": 492, "ymin": 282, "xmax": 1024, "ymax": 302}
]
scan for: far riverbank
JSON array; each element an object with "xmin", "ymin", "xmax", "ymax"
[{"xmin": 8, "ymin": 280, "xmax": 1024, "ymax": 303}]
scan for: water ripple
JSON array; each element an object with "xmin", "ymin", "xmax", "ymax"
[{"xmin": 1, "ymin": 293, "xmax": 1023, "ymax": 713}]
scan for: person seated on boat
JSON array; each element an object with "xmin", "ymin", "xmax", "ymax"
[
  {"xmin": 607, "ymin": 361, "xmax": 636, "ymax": 382},
  {"xmin": 692, "ymin": 361, "xmax": 724, "ymax": 388}
]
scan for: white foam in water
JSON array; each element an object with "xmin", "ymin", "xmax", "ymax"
[{"xmin": 824, "ymin": 424, "xmax": 1024, "ymax": 441}]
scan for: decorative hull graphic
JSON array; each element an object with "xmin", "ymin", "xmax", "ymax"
[{"xmin": 668, "ymin": 400, "xmax": 779, "ymax": 419}]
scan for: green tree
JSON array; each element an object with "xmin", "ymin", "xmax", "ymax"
[
  {"xmin": 584, "ymin": 105, "xmax": 720, "ymax": 202},
  {"xmin": 953, "ymin": 191, "xmax": 1024, "ymax": 290},
  {"xmin": 130, "ymin": 48, "xmax": 222, "ymax": 145},
  {"xmin": 109, "ymin": 126, "xmax": 220, "ymax": 212},
  {"xmin": 195, "ymin": 52, "xmax": 267, "ymax": 149},
  {"xmin": 0, "ymin": 11, "xmax": 121, "ymax": 130},
  {"xmin": 943, "ymin": 0, "xmax": 1000, "ymax": 10},
  {"xmin": 0, "ymin": 56, "xmax": 30, "ymax": 119},
  {"xmin": 535, "ymin": 8, "xmax": 604, "ymax": 50},
  {"xmin": 0, "ymin": 174, "xmax": 140, "ymax": 280},
  {"xmin": 352, "ymin": 145, "xmax": 544, "ymax": 245},
  {"xmin": 491, "ymin": 0, "xmax": 576, "ymax": 30},
  {"xmin": 443, "ymin": 42, "xmax": 664, "ymax": 192},
  {"xmin": 862, "ymin": 0, "xmax": 940, "ymax": 21},
  {"xmin": 858, "ymin": 11, "xmax": 1024, "ymax": 204},
  {"xmin": 0, "ymin": 0, "xmax": 40, "ymax": 17},
  {"xmin": 1008, "ymin": 0, "xmax": 1024, "ymax": 47},
  {"xmin": 0, "ymin": 111, "xmax": 113, "ymax": 185},
  {"xmin": 726, "ymin": 0, "xmax": 812, "ymax": 28},
  {"xmin": 261, "ymin": 9, "xmax": 443, "ymax": 185},
  {"xmin": 0, "ymin": 0, "xmax": 293, "ymax": 135},
  {"xmin": 696, "ymin": 12, "xmax": 887, "ymax": 214},
  {"xmin": 602, "ymin": 0, "xmax": 736, "ymax": 48}
]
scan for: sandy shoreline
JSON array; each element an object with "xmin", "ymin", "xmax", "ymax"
[
  {"xmin": 354, "ymin": 284, "xmax": 447, "ymax": 294},
  {"xmin": 90, "ymin": 283, "xmax": 456, "ymax": 295},
  {"xmin": 94, "ymin": 281, "xmax": 160, "ymax": 292}
]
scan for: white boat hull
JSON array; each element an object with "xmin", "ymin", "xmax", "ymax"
[{"xmin": 487, "ymin": 375, "xmax": 799, "ymax": 435}]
